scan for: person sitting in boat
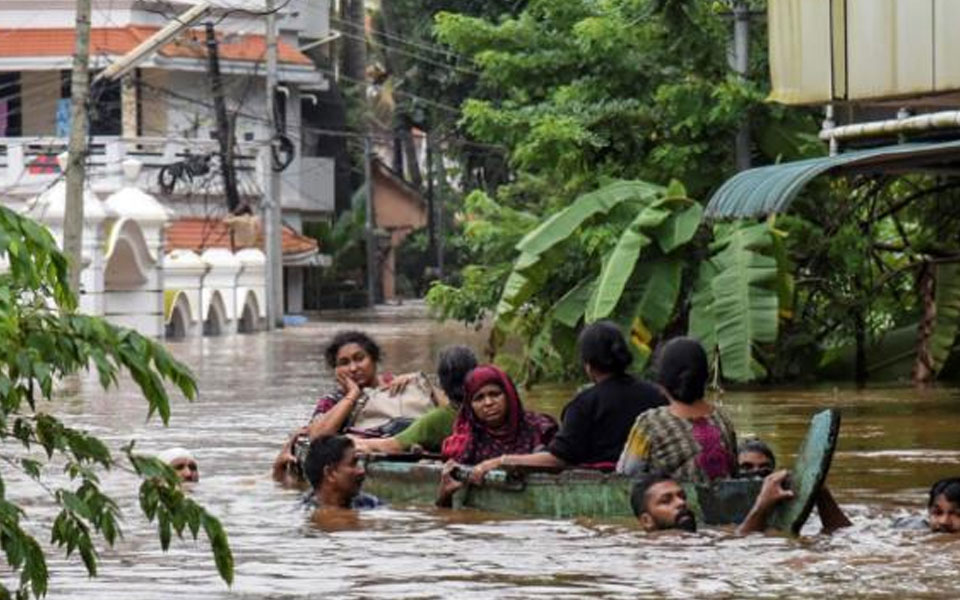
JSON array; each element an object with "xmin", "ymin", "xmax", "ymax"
[
  {"xmin": 302, "ymin": 435, "xmax": 381, "ymax": 511},
  {"xmin": 353, "ymin": 345, "xmax": 478, "ymax": 455},
  {"xmin": 442, "ymin": 365, "xmax": 558, "ymax": 480},
  {"xmin": 273, "ymin": 331, "xmax": 435, "ymax": 483},
  {"xmin": 630, "ymin": 470, "xmax": 794, "ymax": 535},
  {"xmin": 461, "ymin": 322, "xmax": 665, "ymax": 479},
  {"xmin": 617, "ymin": 337, "xmax": 738, "ymax": 483},
  {"xmin": 738, "ymin": 438, "xmax": 776, "ymax": 478},
  {"xmin": 159, "ymin": 447, "xmax": 199, "ymax": 483}
]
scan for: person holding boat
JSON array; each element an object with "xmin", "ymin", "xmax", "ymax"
[
  {"xmin": 630, "ymin": 469, "xmax": 794, "ymax": 534},
  {"xmin": 353, "ymin": 345, "xmax": 478, "ymax": 455},
  {"xmin": 273, "ymin": 330, "xmax": 435, "ymax": 484},
  {"xmin": 617, "ymin": 337, "xmax": 738, "ymax": 483},
  {"xmin": 461, "ymin": 322, "xmax": 665, "ymax": 482},
  {"xmin": 302, "ymin": 435, "xmax": 381, "ymax": 511},
  {"xmin": 441, "ymin": 365, "xmax": 558, "ymax": 476}
]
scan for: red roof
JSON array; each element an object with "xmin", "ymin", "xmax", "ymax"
[
  {"xmin": 0, "ymin": 26, "xmax": 312, "ymax": 66},
  {"xmin": 164, "ymin": 217, "xmax": 318, "ymax": 257}
]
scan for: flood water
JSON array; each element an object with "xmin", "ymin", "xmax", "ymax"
[{"xmin": 12, "ymin": 304, "xmax": 960, "ymax": 598}]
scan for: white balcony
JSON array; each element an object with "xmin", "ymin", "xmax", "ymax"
[{"xmin": 0, "ymin": 136, "xmax": 334, "ymax": 217}]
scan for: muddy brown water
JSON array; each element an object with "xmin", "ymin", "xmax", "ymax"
[{"xmin": 11, "ymin": 304, "xmax": 960, "ymax": 598}]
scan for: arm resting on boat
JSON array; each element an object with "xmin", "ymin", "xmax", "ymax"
[
  {"xmin": 467, "ymin": 452, "xmax": 567, "ymax": 485},
  {"xmin": 272, "ymin": 428, "xmax": 305, "ymax": 483},
  {"xmin": 737, "ymin": 470, "xmax": 794, "ymax": 535},
  {"xmin": 436, "ymin": 461, "xmax": 464, "ymax": 508},
  {"xmin": 816, "ymin": 486, "xmax": 852, "ymax": 533},
  {"xmin": 353, "ymin": 436, "xmax": 405, "ymax": 454}
]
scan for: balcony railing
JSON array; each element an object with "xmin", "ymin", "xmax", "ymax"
[{"xmin": 0, "ymin": 136, "xmax": 333, "ymax": 215}]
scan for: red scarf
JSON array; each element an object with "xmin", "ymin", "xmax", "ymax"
[{"xmin": 441, "ymin": 365, "xmax": 557, "ymax": 464}]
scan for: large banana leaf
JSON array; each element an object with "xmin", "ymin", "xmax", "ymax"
[
  {"xmin": 552, "ymin": 277, "xmax": 596, "ymax": 328},
  {"xmin": 515, "ymin": 180, "xmax": 662, "ymax": 256},
  {"xmin": 655, "ymin": 201, "xmax": 702, "ymax": 254},
  {"xmin": 584, "ymin": 204, "xmax": 673, "ymax": 322},
  {"xmin": 495, "ymin": 180, "xmax": 663, "ymax": 332},
  {"xmin": 688, "ymin": 259, "xmax": 719, "ymax": 358},
  {"xmin": 930, "ymin": 262, "xmax": 960, "ymax": 373},
  {"xmin": 624, "ymin": 259, "xmax": 683, "ymax": 367},
  {"xmin": 689, "ymin": 222, "xmax": 780, "ymax": 383}
]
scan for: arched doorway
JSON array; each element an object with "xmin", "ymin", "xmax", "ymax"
[
  {"xmin": 237, "ymin": 291, "xmax": 261, "ymax": 334},
  {"xmin": 204, "ymin": 291, "xmax": 227, "ymax": 336}
]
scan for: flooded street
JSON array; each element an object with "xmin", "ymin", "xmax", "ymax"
[{"xmin": 16, "ymin": 304, "xmax": 960, "ymax": 598}]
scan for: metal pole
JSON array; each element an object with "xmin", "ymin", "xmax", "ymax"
[
  {"xmin": 205, "ymin": 22, "xmax": 242, "ymax": 214},
  {"xmin": 731, "ymin": 0, "xmax": 751, "ymax": 171},
  {"xmin": 264, "ymin": 0, "xmax": 285, "ymax": 328},
  {"xmin": 425, "ymin": 132, "xmax": 436, "ymax": 269},
  {"xmin": 64, "ymin": 0, "xmax": 92, "ymax": 296},
  {"xmin": 364, "ymin": 136, "xmax": 377, "ymax": 307},
  {"xmin": 435, "ymin": 144, "xmax": 444, "ymax": 278}
]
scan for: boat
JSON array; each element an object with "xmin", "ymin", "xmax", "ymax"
[{"xmin": 362, "ymin": 408, "xmax": 840, "ymax": 533}]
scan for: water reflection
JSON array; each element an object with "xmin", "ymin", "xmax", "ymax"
[{"xmin": 14, "ymin": 304, "xmax": 960, "ymax": 598}]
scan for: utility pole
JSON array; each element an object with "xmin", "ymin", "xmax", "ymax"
[
  {"xmin": 205, "ymin": 22, "xmax": 242, "ymax": 214},
  {"xmin": 63, "ymin": 0, "xmax": 92, "ymax": 295},
  {"xmin": 730, "ymin": 0, "xmax": 753, "ymax": 172},
  {"xmin": 264, "ymin": 0, "xmax": 285, "ymax": 328},
  {"xmin": 364, "ymin": 136, "xmax": 378, "ymax": 307},
  {"xmin": 434, "ymin": 143, "xmax": 444, "ymax": 278},
  {"xmin": 425, "ymin": 132, "xmax": 436, "ymax": 269}
]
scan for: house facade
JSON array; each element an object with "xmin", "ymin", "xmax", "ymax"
[{"xmin": 0, "ymin": 0, "xmax": 335, "ymax": 336}]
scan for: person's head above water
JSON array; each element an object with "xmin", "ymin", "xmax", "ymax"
[
  {"xmin": 928, "ymin": 477, "xmax": 960, "ymax": 533},
  {"xmin": 653, "ymin": 337, "xmax": 709, "ymax": 404},
  {"xmin": 578, "ymin": 321, "xmax": 633, "ymax": 380},
  {"xmin": 303, "ymin": 435, "xmax": 366, "ymax": 505},
  {"xmin": 324, "ymin": 330, "xmax": 382, "ymax": 388},
  {"xmin": 437, "ymin": 345, "xmax": 478, "ymax": 407},
  {"xmin": 464, "ymin": 365, "xmax": 517, "ymax": 431},
  {"xmin": 158, "ymin": 447, "xmax": 199, "ymax": 483},
  {"xmin": 738, "ymin": 438, "xmax": 776, "ymax": 479},
  {"xmin": 630, "ymin": 473, "xmax": 697, "ymax": 532}
]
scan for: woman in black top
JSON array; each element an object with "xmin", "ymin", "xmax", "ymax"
[{"xmin": 465, "ymin": 321, "xmax": 665, "ymax": 483}]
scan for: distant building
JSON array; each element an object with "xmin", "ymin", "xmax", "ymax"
[{"xmin": 0, "ymin": 0, "xmax": 336, "ymax": 335}]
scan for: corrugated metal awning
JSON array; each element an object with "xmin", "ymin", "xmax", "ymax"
[{"xmin": 705, "ymin": 140, "xmax": 960, "ymax": 218}]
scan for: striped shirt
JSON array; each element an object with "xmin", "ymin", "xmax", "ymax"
[{"xmin": 616, "ymin": 405, "xmax": 738, "ymax": 483}]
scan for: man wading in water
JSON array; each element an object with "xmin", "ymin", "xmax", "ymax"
[
  {"xmin": 303, "ymin": 435, "xmax": 381, "ymax": 511},
  {"xmin": 631, "ymin": 470, "xmax": 806, "ymax": 535}
]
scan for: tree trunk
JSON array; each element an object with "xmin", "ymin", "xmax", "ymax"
[{"xmin": 912, "ymin": 261, "xmax": 937, "ymax": 385}]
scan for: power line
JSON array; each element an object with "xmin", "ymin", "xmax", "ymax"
[{"xmin": 333, "ymin": 27, "xmax": 482, "ymax": 79}]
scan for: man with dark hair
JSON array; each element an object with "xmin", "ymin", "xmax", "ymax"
[
  {"xmin": 303, "ymin": 435, "xmax": 380, "ymax": 510},
  {"xmin": 630, "ymin": 470, "xmax": 795, "ymax": 535},
  {"xmin": 928, "ymin": 477, "xmax": 960, "ymax": 533},
  {"xmin": 630, "ymin": 473, "xmax": 698, "ymax": 532}
]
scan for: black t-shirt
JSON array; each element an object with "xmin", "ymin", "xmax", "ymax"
[{"xmin": 548, "ymin": 373, "xmax": 666, "ymax": 466}]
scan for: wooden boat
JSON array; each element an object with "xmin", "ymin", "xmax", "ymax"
[{"xmin": 363, "ymin": 409, "xmax": 840, "ymax": 533}]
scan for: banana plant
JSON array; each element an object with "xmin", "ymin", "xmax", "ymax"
[{"xmin": 688, "ymin": 219, "xmax": 783, "ymax": 382}]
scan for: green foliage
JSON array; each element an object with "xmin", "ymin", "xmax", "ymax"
[
  {"xmin": 930, "ymin": 263, "xmax": 960, "ymax": 371},
  {"xmin": 0, "ymin": 206, "xmax": 232, "ymax": 598},
  {"xmin": 688, "ymin": 220, "xmax": 781, "ymax": 382}
]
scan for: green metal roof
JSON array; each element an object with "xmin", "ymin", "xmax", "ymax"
[{"xmin": 705, "ymin": 139, "xmax": 960, "ymax": 218}]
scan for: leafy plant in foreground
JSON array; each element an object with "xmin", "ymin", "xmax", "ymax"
[{"xmin": 0, "ymin": 206, "xmax": 232, "ymax": 598}]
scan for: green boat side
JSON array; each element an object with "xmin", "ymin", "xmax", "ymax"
[{"xmin": 362, "ymin": 408, "xmax": 840, "ymax": 531}]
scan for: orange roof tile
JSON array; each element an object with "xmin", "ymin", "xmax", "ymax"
[
  {"xmin": 0, "ymin": 26, "xmax": 312, "ymax": 66},
  {"xmin": 164, "ymin": 217, "xmax": 319, "ymax": 257}
]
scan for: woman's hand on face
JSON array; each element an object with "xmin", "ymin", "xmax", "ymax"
[
  {"xmin": 468, "ymin": 457, "xmax": 502, "ymax": 485},
  {"xmin": 336, "ymin": 370, "xmax": 362, "ymax": 400}
]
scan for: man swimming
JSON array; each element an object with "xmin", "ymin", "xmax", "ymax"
[{"xmin": 630, "ymin": 470, "xmax": 794, "ymax": 535}]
